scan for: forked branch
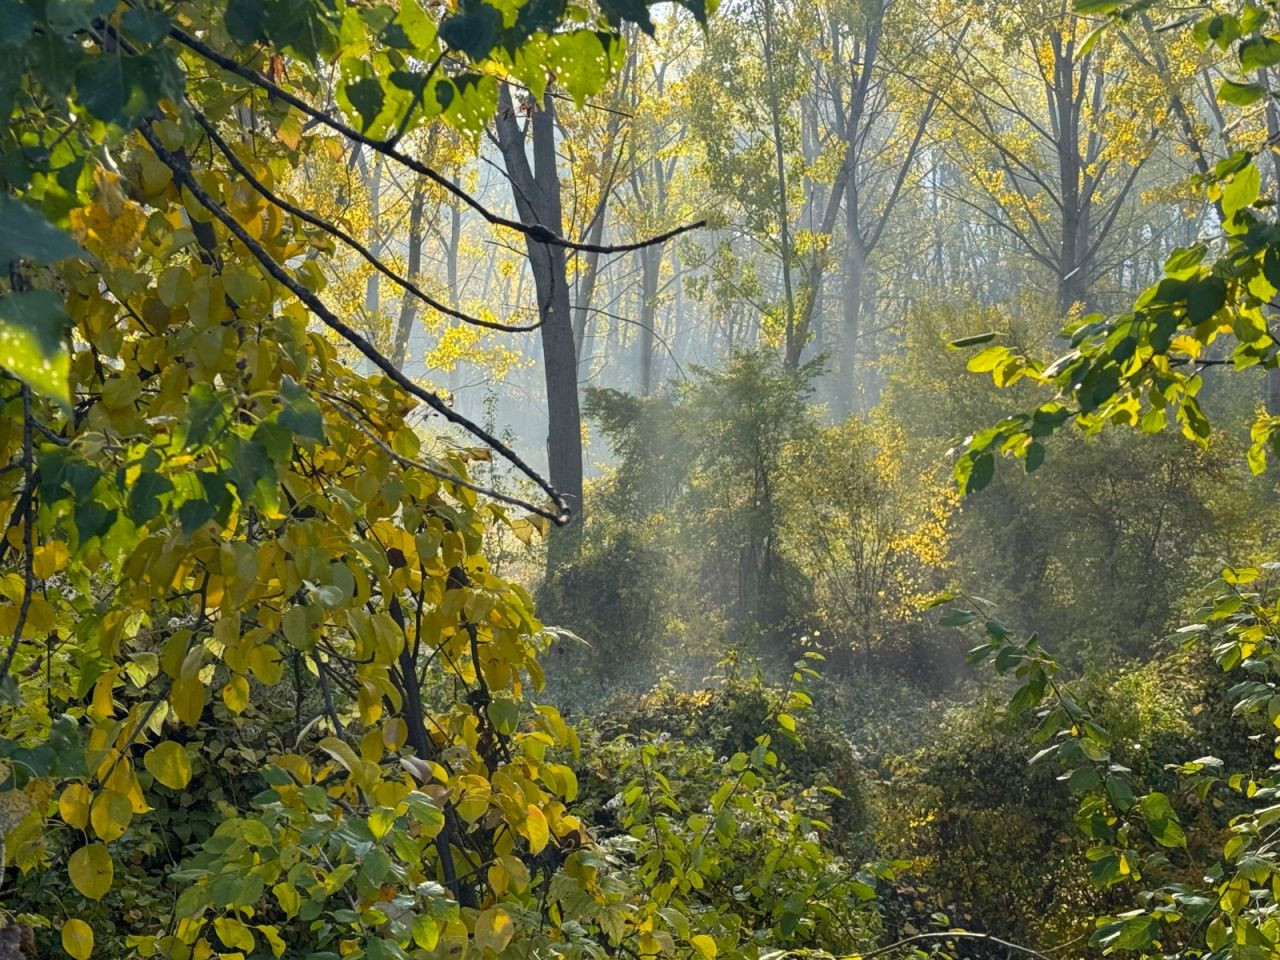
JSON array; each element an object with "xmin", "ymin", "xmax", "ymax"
[
  {"xmin": 139, "ymin": 122, "xmax": 571, "ymax": 525},
  {"xmin": 167, "ymin": 25, "xmax": 706, "ymax": 256}
]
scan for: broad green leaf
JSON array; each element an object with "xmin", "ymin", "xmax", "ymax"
[
  {"xmin": 0, "ymin": 290, "xmax": 72, "ymax": 408},
  {"xmin": 1218, "ymin": 78, "xmax": 1265, "ymax": 106},
  {"xmin": 1240, "ymin": 35, "xmax": 1280, "ymax": 72},
  {"xmin": 0, "ymin": 195, "xmax": 85, "ymax": 268}
]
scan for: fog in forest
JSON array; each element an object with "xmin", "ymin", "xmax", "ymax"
[{"xmin": 11, "ymin": 0, "xmax": 1280, "ymax": 956}]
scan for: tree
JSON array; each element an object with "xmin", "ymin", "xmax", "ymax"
[
  {"xmin": 936, "ymin": 0, "xmax": 1188, "ymax": 314},
  {"xmin": 0, "ymin": 0, "xmax": 718, "ymax": 956},
  {"xmin": 494, "ymin": 86, "xmax": 588, "ymax": 570},
  {"xmin": 945, "ymin": 8, "xmax": 1280, "ymax": 951}
]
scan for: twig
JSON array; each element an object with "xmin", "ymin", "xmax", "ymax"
[
  {"xmin": 190, "ymin": 106, "xmax": 544, "ymax": 333},
  {"xmin": 318, "ymin": 390, "xmax": 561, "ymax": 520},
  {"xmin": 166, "ymin": 26, "xmax": 705, "ymax": 256},
  {"xmin": 138, "ymin": 122, "xmax": 570, "ymax": 525}
]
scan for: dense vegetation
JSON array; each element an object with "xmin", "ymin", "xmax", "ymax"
[{"xmin": 6, "ymin": 0, "xmax": 1280, "ymax": 958}]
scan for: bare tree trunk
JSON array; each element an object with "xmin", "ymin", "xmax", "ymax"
[
  {"xmin": 839, "ymin": 225, "xmax": 866, "ymax": 417},
  {"xmin": 361, "ymin": 154, "xmax": 384, "ymax": 325},
  {"xmin": 759, "ymin": 0, "xmax": 799, "ymax": 370},
  {"xmin": 636, "ymin": 244, "xmax": 661, "ymax": 394},
  {"xmin": 495, "ymin": 85, "xmax": 584, "ymax": 569},
  {"xmin": 392, "ymin": 178, "xmax": 426, "ymax": 370}
]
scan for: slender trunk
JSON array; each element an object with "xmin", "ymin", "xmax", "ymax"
[
  {"xmin": 392, "ymin": 179, "xmax": 426, "ymax": 370},
  {"xmin": 494, "ymin": 86, "xmax": 584, "ymax": 568},
  {"xmin": 637, "ymin": 245, "xmax": 661, "ymax": 394},
  {"xmin": 760, "ymin": 0, "xmax": 798, "ymax": 369},
  {"xmin": 363, "ymin": 155, "xmax": 384, "ymax": 325},
  {"xmin": 573, "ymin": 216, "xmax": 607, "ymax": 366},
  {"xmin": 839, "ymin": 228, "xmax": 866, "ymax": 417}
]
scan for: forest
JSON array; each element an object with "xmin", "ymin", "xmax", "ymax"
[{"xmin": 5, "ymin": 0, "xmax": 1280, "ymax": 957}]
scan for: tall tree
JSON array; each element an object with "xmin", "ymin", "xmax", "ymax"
[{"xmin": 495, "ymin": 85, "xmax": 586, "ymax": 567}]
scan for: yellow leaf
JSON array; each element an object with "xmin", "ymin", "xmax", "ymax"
[
  {"xmin": 170, "ymin": 675, "xmax": 205, "ymax": 726},
  {"xmin": 474, "ymin": 906, "xmax": 514, "ymax": 955},
  {"xmin": 247, "ymin": 643, "xmax": 284, "ymax": 684},
  {"xmin": 499, "ymin": 853, "xmax": 530, "ymax": 892},
  {"xmin": 62, "ymin": 919, "xmax": 94, "ymax": 960},
  {"xmin": 221, "ymin": 675, "xmax": 250, "ymax": 714},
  {"xmin": 367, "ymin": 806, "xmax": 397, "ymax": 840},
  {"xmin": 32, "ymin": 541, "xmax": 68, "ymax": 578},
  {"xmin": 89, "ymin": 789, "xmax": 132, "ymax": 842},
  {"xmin": 144, "ymin": 741, "xmax": 192, "ymax": 790},
  {"xmin": 59, "ymin": 783, "xmax": 92, "ymax": 829},
  {"xmin": 691, "ymin": 935, "xmax": 717, "ymax": 960},
  {"xmin": 357, "ymin": 681, "xmax": 382, "ymax": 725},
  {"xmin": 213, "ymin": 916, "xmax": 255, "ymax": 952},
  {"xmin": 525, "ymin": 804, "xmax": 549, "ymax": 854},
  {"xmin": 68, "ymin": 843, "xmax": 114, "ymax": 900},
  {"xmin": 272, "ymin": 881, "xmax": 301, "ymax": 918},
  {"xmin": 256, "ymin": 925, "xmax": 286, "ymax": 958}
]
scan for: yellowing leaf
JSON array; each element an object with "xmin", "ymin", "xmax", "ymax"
[
  {"xmin": 143, "ymin": 741, "xmax": 192, "ymax": 790},
  {"xmin": 691, "ymin": 935, "xmax": 717, "ymax": 960},
  {"xmin": 222, "ymin": 674, "xmax": 250, "ymax": 714},
  {"xmin": 89, "ymin": 789, "xmax": 132, "ymax": 842},
  {"xmin": 256, "ymin": 924, "xmax": 286, "ymax": 958},
  {"xmin": 525, "ymin": 804, "xmax": 549, "ymax": 854},
  {"xmin": 357, "ymin": 681, "xmax": 382, "ymax": 725},
  {"xmin": 213, "ymin": 916, "xmax": 255, "ymax": 952},
  {"xmin": 32, "ymin": 541, "xmax": 68, "ymax": 578},
  {"xmin": 367, "ymin": 806, "xmax": 397, "ymax": 840},
  {"xmin": 247, "ymin": 642, "xmax": 284, "ymax": 684},
  {"xmin": 62, "ymin": 919, "xmax": 94, "ymax": 960},
  {"xmin": 170, "ymin": 675, "xmax": 205, "ymax": 726},
  {"xmin": 59, "ymin": 783, "xmax": 92, "ymax": 829},
  {"xmin": 474, "ymin": 906, "xmax": 514, "ymax": 955},
  {"xmin": 68, "ymin": 843, "xmax": 114, "ymax": 900},
  {"xmin": 412, "ymin": 916, "xmax": 440, "ymax": 951},
  {"xmin": 273, "ymin": 881, "xmax": 301, "ymax": 918}
]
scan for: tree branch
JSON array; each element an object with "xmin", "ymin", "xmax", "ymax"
[
  {"xmin": 166, "ymin": 26, "xmax": 705, "ymax": 255},
  {"xmin": 139, "ymin": 121, "xmax": 571, "ymax": 525}
]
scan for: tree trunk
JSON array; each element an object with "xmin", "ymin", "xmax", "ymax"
[
  {"xmin": 636, "ymin": 244, "xmax": 661, "ymax": 394},
  {"xmin": 837, "ymin": 199, "xmax": 866, "ymax": 416},
  {"xmin": 494, "ymin": 85, "xmax": 584, "ymax": 569},
  {"xmin": 391, "ymin": 179, "xmax": 426, "ymax": 370}
]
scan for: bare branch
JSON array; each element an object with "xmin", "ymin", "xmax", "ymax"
[
  {"xmin": 167, "ymin": 26, "xmax": 705, "ymax": 255},
  {"xmin": 191, "ymin": 106, "xmax": 544, "ymax": 334},
  {"xmin": 140, "ymin": 122, "xmax": 571, "ymax": 525}
]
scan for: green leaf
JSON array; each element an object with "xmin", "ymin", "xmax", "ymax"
[
  {"xmin": 1239, "ymin": 35, "xmax": 1280, "ymax": 72},
  {"xmin": 128, "ymin": 472, "xmax": 174, "ymax": 525},
  {"xmin": 345, "ymin": 76, "xmax": 385, "ymax": 134},
  {"xmin": 1075, "ymin": 0, "xmax": 1123, "ymax": 14},
  {"xmin": 1223, "ymin": 162, "xmax": 1261, "ymax": 219},
  {"xmin": 948, "ymin": 331, "xmax": 998, "ymax": 349},
  {"xmin": 0, "ymin": 195, "xmax": 86, "ymax": 269},
  {"xmin": 439, "ymin": 0, "xmax": 501, "ymax": 59},
  {"xmin": 278, "ymin": 376, "xmax": 325, "ymax": 442},
  {"xmin": 1024, "ymin": 440, "xmax": 1045, "ymax": 473},
  {"xmin": 225, "ymin": 0, "xmax": 266, "ymax": 45},
  {"xmin": 956, "ymin": 451, "xmax": 995, "ymax": 495},
  {"xmin": 75, "ymin": 52, "xmax": 166, "ymax": 127},
  {"xmin": 0, "ymin": 290, "xmax": 72, "ymax": 409},
  {"xmin": 0, "ymin": 0, "xmax": 34, "ymax": 45},
  {"xmin": 1218, "ymin": 78, "xmax": 1266, "ymax": 106}
]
